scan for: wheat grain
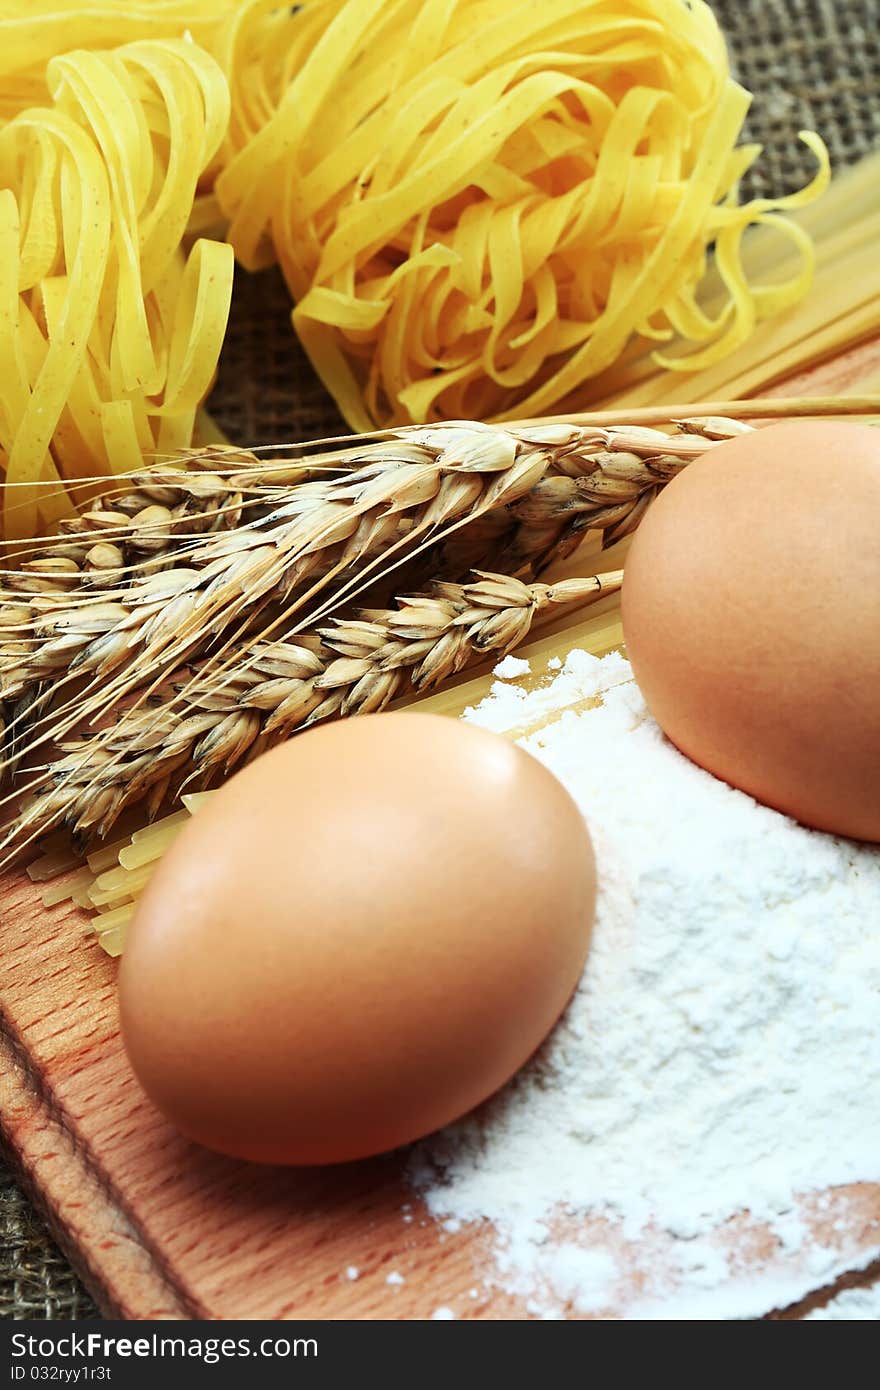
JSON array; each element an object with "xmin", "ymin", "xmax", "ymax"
[
  {"xmin": 0, "ymin": 417, "xmax": 730, "ymax": 828},
  {"xmin": 4, "ymin": 470, "xmax": 246, "ymax": 577},
  {"xmin": 8, "ymin": 569, "xmax": 621, "ymax": 846},
  {"xmin": 0, "ymin": 472, "xmax": 247, "ymax": 705},
  {"xmin": 1, "ymin": 422, "xmax": 719, "ymax": 724}
]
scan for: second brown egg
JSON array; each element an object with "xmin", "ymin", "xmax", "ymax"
[{"xmin": 622, "ymin": 420, "xmax": 880, "ymax": 842}]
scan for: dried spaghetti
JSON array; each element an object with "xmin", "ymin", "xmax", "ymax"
[
  {"xmin": 0, "ymin": 35, "xmax": 233, "ymax": 538},
  {"xmin": 215, "ymin": 0, "xmax": 829, "ymax": 430}
]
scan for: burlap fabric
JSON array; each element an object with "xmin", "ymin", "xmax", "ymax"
[{"xmin": 2, "ymin": 0, "xmax": 878, "ymax": 1321}]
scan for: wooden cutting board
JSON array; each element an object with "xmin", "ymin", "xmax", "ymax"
[{"xmin": 2, "ymin": 340, "xmax": 880, "ymax": 1321}]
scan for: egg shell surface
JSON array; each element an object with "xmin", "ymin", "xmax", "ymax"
[
  {"xmin": 622, "ymin": 420, "xmax": 880, "ymax": 841},
  {"xmin": 119, "ymin": 712, "xmax": 596, "ymax": 1165}
]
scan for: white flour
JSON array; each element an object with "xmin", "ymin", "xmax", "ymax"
[
  {"xmin": 491, "ymin": 654, "xmax": 531, "ymax": 679},
  {"xmin": 410, "ymin": 651, "xmax": 880, "ymax": 1319},
  {"xmin": 805, "ymin": 1282, "xmax": 880, "ymax": 1320}
]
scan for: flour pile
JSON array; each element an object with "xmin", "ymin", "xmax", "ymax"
[
  {"xmin": 806, "ymin": 1282, "xmax": 880, "ymax": 1320},
  {"xmin": 411, "ymin": 651, "xmax": 880, "ymax": 1319}
]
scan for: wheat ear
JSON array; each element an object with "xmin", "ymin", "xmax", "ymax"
[
  {"xmin": 0, "ymin": 471, "xmax": 250, "ymax": 697},
  {"xmin": 7, "ymin": 569, "xmax": 620, "ymax": 848},
  {"xmin": 1, "ymin": 422, "xmax": 721, "ymax": 749}
]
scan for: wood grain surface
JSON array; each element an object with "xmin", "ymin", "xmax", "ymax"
[{"xmin": 1, "ymin": 340, "xmax": 879, "ymax": 1320}]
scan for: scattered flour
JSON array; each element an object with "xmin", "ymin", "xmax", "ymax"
[
  {"xmin": 431, "ymin": 1307, "xmax": 457, "ymax": 1320},
  {"xmin": 345, "ymin": 1266, "xmax": 360, "ymax": 1281},
  {"xmin": 466, "ymin": 647, "xmax": 631, "ymax": 734},
  {"xmin": 492, "ymin": 654, "xmax": 531, "ymax": 679},
  {"xmin": 412, "ymin": 651, "xmax": 880, "ymax": 1319},
  {"xmin": 805, "ymin": 1282, "xmax": 880, "ymax": 1320},
  {"xmin": 386, "ymin": 1271, "xmax": 405, "ymax": 1286}
]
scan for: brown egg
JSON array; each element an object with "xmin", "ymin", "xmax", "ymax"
[
  {"xmin": 119, "ymin": 712, "xmax": 596, "ymax": 1165},
  {"xmin": 622, "ymin": 420, "xmax": 880, "ymax": 841}
]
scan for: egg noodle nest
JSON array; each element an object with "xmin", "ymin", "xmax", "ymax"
[{"xmin": 0, "ymin": 0, "xmax": 828, "ymax": 539}]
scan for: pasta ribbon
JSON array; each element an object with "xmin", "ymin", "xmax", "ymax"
[
  {"xmin": 215, "ymin": 0, "xmax": 829, "ymax": 430},
  {"xmin": 0, "ymin": 0, "xmax": 833, "ymax": 533},
  {"xmin": 0, "ymin": 2, "xmax": 237, "ymax": 123},
  {"xmin": 0, "ymin": 35, "xmax": 233, "ymax": 537}
]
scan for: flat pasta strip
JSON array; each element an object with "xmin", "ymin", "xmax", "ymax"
[
  {"xmin": 214, "ymin": 0, "xmax": 829, "ymax": 430},
  {"xmin": 0, "ymin": 33, "xmax": 233, "ymax": 537}
]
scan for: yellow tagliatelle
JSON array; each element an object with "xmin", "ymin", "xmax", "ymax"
[
  {"xmin": 215, "ymin": 0, "xmax": 830, "ymax": 431},
  {"xmin": 0, "ymin": 0, "xmax": 834, "ymax": 532},
  {"xmin": 0, "ymin": 2, "xmax": 238, "ymax": 123},
  {"xmin": 0, "ymin": 34, "xmax": 233, "ymax": 538}
]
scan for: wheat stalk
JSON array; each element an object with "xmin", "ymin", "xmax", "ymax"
[
  {"xmin": 0, "ymin": 471, "xmax": 250, "ymax": 697},
  {"xmin": 0, "ymin": 422, "xmax": 722, "ymax": 737},
  {"xmin": 7, "ymin": 568, "xmax": 621, "ymax": 848},
  {"xmin": 4, "ymin": 427, "xmax": 543, "ymax": 705},
  {"xmin": 0, "ymin": 415, "xmax": 737, "ymax": 836},
  {"xmin": 3, "ymin": 469, "xmax": 247, "ymax": 576},
  {"xmin": 0, "ymin": 469, "xmax": 258, "ymax": 777}
]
